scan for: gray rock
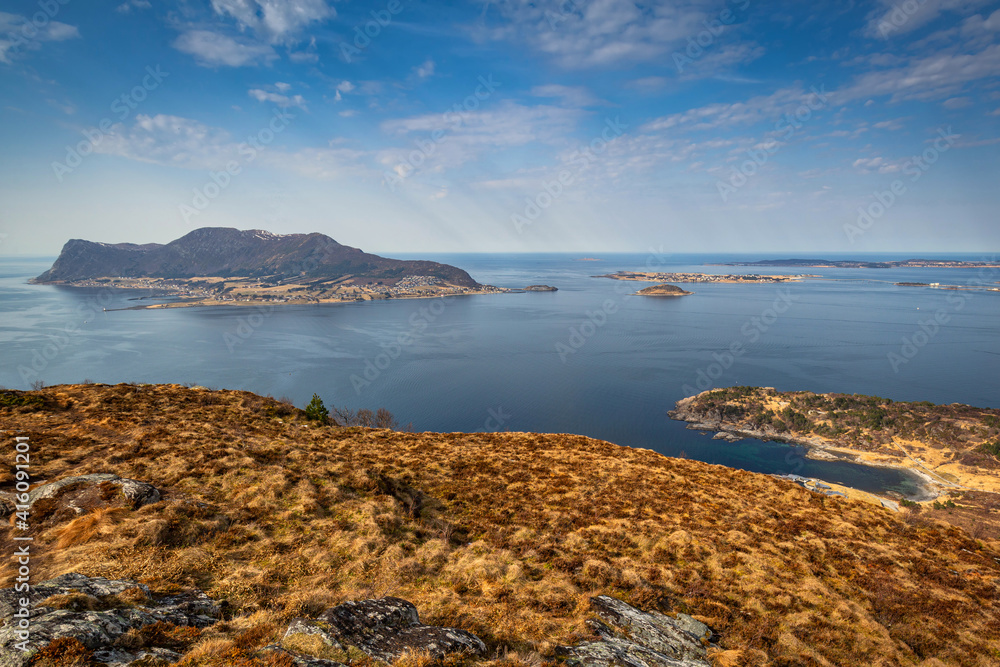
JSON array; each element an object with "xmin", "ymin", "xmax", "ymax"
[
  {"xmin": 284, "ymin": 617, "xmax": 343, "ymax": 650},
  {"xmin": 0, "ymin": 573, "xmax": 220, "ymax": 667},
  {"xmin": 556, "ymin": 596, "xmax": 716, "ymax": 667},
  {"xmin": 261, "ymin": 645, "xmax": 346, "ymax": 667},
  {"xmin": 318, "ymin": 597, "xmax": 486, "ymax": 664},
  {"xmin": 27, "ymin": 474, "xmax": 161, "ymax": 510}
]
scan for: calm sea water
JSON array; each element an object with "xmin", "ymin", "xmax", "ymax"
[{"xmin": 2, "ymin": 253, "xmax": 998, "ymax": 498}]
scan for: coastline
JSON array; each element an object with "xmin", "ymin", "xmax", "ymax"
[{"xmin": 668, "ymin": 394, "xmax": 942, "ymax": 503}]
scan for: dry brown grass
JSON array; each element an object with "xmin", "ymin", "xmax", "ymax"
[{"xmin": 2, "ymin": 383, "xmax": 999, "ymax": 667}]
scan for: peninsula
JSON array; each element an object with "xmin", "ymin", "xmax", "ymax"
[
  {"xmin": 670, "ymin": 387, "xmax": 1000, "ymax": 512},
  {"xmin": 32, "ymin": 228, "xmax": 508, "ymax": 308},
  {"xmin": 713, "ymin": 258, "xmax": 1000, "ymax": 269},
  {"xmin": 597, "ymin": 271, "xmax": 815, "ymax": 284}
]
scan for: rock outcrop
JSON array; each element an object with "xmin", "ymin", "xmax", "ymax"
[
  {"xmin": 27, "ymin": 474, "xmax": 161, "ymax": 510},
  {"xmin": 317, "ymin": 597, "xmax": 486, "ymax": 663},
  {"xmin": 0, "ymin": 573, "xmax": 220, "ymax": 667},
  {"xmin": 556, "ymin": 596, "xmax": 717, "ymax": 667}
]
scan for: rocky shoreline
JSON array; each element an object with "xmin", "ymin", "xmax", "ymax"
[{"xmin": 668, "ymin": 394, "xmax": 941, "ymax": 502}]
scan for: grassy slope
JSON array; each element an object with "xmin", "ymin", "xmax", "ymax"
[{"xmin": 1, "ymin": 384, "xmax": 999, "ymax": 667}]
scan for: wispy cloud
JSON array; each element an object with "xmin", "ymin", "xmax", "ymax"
[
  {"xmin": 480, "ymin": 0, "xmax": 716, "ymax": 68},
  {"xmin": 0, "ymin": 12, "xmax": 79, "ymax": 63},
  {"xmin": 248, "ymin": 88, "xmax": 307, "ymax": 110},
  {"xmin": 173, "ymin": 30, "xmax": 276, "ymax": 67}
]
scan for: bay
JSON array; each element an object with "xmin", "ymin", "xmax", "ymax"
[{"xmin": 2, "ymin": 252, "xmax": 998, "ymax": 499}]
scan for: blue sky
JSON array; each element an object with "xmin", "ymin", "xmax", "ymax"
[{"xmin": 1, "ymin": 0, "xmax": 998, "ymax": 255}]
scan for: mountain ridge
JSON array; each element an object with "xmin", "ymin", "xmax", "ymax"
[{"xmin": 33, "ymin": 228, "xmax": 480, "ymax": 287}]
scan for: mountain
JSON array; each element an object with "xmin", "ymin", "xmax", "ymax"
[{"xmin": 33, "ymin": 228, "xmax": 479, "ymax": 287}]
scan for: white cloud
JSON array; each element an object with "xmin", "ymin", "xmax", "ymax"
[
  {"xmin": 529, "ymin": 84, "xmax": 606, "ymax": 107},
  {"xmin": 116, "ymin": 0, "xmax": 152, "ymax": 13},
  {"xmin": 837, "ymin": 43, "xmax": 1000, "ymax": 103},
  {"xmin": 414, "ymin": 59, "xmax": 435, "ymax": 79},
  {"xmin": 851, "ymin": 156, "xmax": 903, "ymax": 174},
  {"xmin": 379, "ymin": 102, "xmax": 583, "ymax": 172},
  {"xmin": 481, "ymin": 0, "xmax": 718, "ymax": 68},
  {"xmin": 865, "ymin": 0, "xmax": 992, "ymax": 39},
  {"xmin": 0, "ymin": 12, "xmax": 80, "ymax": 63},
  {"xmin": 173, "ymin": 30, "xmax": 276, "ymax": 67},
  {"xmin": 210, "ymin": 0, "xmax": 334, "ymax": 44},
  {"xmin": 641, "ymin": 85, "xmax": 827, "ymax": 133},
  {"xmin": 274, "ymin": 81, "xmax": 291, "ymax": 92},
  {"xmin": 248, "ymin": 88, "xmax": 307, "ymax": 110},
  {"xmin": 92, "ymin": 113, "xmax": 365, "ymax": 179}
]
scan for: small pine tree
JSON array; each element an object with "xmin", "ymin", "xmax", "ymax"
[{"xmin": 304, "ymin": 393, "xmax": 329, "ymax": 423}]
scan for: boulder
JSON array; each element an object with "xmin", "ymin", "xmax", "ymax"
[
  {"xmin": 261, "ymin": 645, "xmax": 347, "ymax": 667},
  {"xmin": 0, "ymin": 573, "xmax": 220, "ymax": 667},
  {"xmin": 28, "ymin": 474, "xmax": 161, "ymax": 511},
  {"xmin": 318, "ymin": 597, "xmax": 486, "ymax": 663},
  {"xmin": 556, "ymin": 596, "xmax": 717, "ymax": 667}
]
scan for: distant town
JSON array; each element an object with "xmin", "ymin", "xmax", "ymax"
[
  {"xmin": 70, "ymin": 275, "xmax": 511, "ymax": 310},
  {"xmin": 597, "ymin": 271, "xmax": 817, "ymax": 284}
]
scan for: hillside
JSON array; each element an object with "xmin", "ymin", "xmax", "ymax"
[
  {"xmin": 1, "ymin": 384, "xmax": 999, "ymax": 666},
  {"xmin": 32, "ymin": 228, "xmax": 479, "ymax": 288}
]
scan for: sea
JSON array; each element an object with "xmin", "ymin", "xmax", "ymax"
[{"xmin": 2, "ymin": 253, "xmax": 998, "ymax": 498}]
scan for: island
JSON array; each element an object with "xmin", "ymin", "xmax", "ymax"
[
  {"xmin": 32, "ymin": 228, "xmax": 510, "ymax": 308},
  {"xmin": 670, "ymin": 386, "xmax": 1000, "ymax": 514},
  {"xmin": 713, "ymin": 258, "xmax": 1000, "ymax": 269},
  {"xmin": 597, "ymin": 271, "xmax": 815, "ymax": 284},
  {"xmin": 522, "ymin": 285, "xmax": 558, "ymax": 292},
  {"xmin": 635, "ymin": 283, "xmax": 692, "ymax": 296}
]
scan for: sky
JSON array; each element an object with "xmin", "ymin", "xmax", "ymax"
[{"xmin": 0, "ymin": 0, "xmax": 998, "ymax": 256}]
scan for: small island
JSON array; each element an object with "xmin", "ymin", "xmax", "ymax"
[
  {"xmin": 522, "ymin": 285, "xmax": 558, "ymax": 292},
  {"xmin": 597, "ymin": 271, "xmax": 815, "ymax": 284},
  {"xmin": 635, "ymin": 283, "xmax": 691, "ymax": 296}
]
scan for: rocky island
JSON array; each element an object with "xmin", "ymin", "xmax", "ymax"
[
  {"xmin": 522, "ymin": 285, "xmax": 558, "ymax": 291},
  {"xmin": 0, "ymin": 383, "xmax": 998, "ymax": 666},
  {"xmin": 635, "ymin": 284, "xmax": 692, "ymax": 296},
  {"xmin": 32, "ymin": 228, "xmax": 509, "ymax": 308}
]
